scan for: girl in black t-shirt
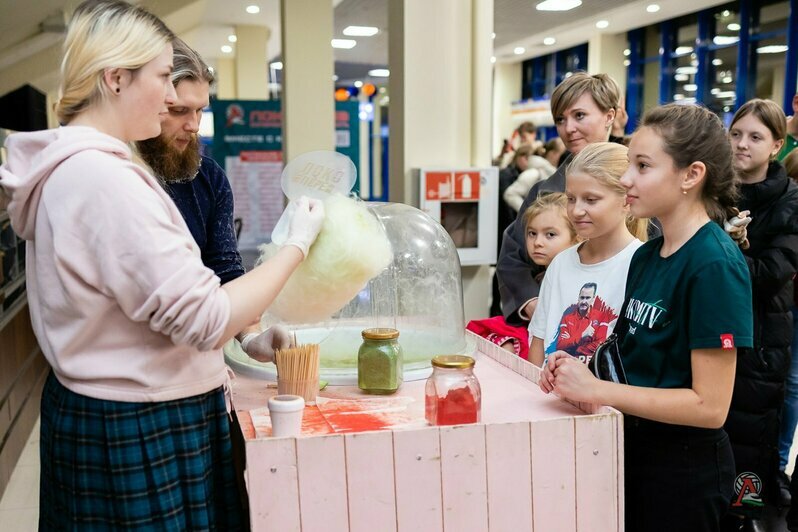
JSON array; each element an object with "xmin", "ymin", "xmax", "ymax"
[{"xmin": 540, "ymin": 104, "xmax": 754, "ymax": 532}]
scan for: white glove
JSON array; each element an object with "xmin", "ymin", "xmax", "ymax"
[
  {"xmin": 283, "ymin": 196, "xmax": 325, "ymax": 258},
  {"xmin": 240, "ymin": 325, "xmax": 292, "ymax": 364},
  {"xmin": 724, "ymin": 209, "xmax": 751, "ymax": 250}
]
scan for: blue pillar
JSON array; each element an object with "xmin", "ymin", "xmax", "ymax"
[
  {"xmin": 735, "ymin": 0, "xmax": 751, "ymax": 109},
  {"xmin": 659, "ymin": 20, "xmax": 674, "ymax": 105},
  {"xmin": 695, "ymin": 11, "xmax": 711, "ymax": 105},
  {"xmin": 785, "ymin": 0, "xmax": 798, "ymax": 111},
  {"xmin": 626, "ymin": 29, "xmax": 644, "ymax": 133}
]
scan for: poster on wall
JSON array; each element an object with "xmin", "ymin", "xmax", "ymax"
[{"xmin": 211, "ymin": 99, "xmax": 359, "ymax": 250}]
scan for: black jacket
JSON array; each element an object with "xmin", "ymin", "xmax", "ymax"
[
  {"xmin": 725, "ymin": 161, "xmax": 798, "ymax": 507},
  {"xmin": 496, "ymin": 156, "xmax": 570, "ymax": 325}
]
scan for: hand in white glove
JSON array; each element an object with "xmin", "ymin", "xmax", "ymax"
[
  {"xmin": 283, "ymin": 196, "xmax": 325, "ymax": 258},
  {"xmin": 240, "ymin": 325, "xmax": 292, "ymax": 364},
  {"xmin": 724, "ymin": 209, "xmax": 751, "ymax": 250}
]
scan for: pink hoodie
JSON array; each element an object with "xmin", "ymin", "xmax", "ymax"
[{"xmin": 0, "ymin": 126, "xmax": 231, "ymax": 402}]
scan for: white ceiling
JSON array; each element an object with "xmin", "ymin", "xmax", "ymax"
[{"xmin": 0, "ymin": 0, "xmax": 737, "ymax": 93}]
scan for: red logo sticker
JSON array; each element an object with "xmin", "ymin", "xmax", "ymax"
[{"xmin": 720, "ymin": 334, "xmax": 735, "ymax": 350}]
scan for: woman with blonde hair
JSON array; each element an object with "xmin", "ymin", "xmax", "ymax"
[
  {"xmin": 0, "ymin": 0, "xmax": 323, "ymax": 528},
  {"xmin": 529, "ymin": 142, "xmax": 646, "ymax": 367},
  {"xmin": 497, "ymin": 72, "xmax": 622, "ymax": 325}
]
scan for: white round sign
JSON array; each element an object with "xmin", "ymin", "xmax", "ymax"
[{"xmin": 280, "ymin": 150, "xmax": 356, "ymax": 200}]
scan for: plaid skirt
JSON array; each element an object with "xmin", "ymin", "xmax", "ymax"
[{"xmin": 39, "ymin": 372, "xmax": 244, "ymax": 531}]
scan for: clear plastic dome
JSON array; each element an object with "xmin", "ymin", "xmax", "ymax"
[{"xmin": 225, "ymin": 202, "xmax": 469, "ymax": 384}]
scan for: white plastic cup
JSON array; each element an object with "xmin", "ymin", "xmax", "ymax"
[{"xmin": 268, "ymin": 394, "xmax": 305, "ymax": 437}]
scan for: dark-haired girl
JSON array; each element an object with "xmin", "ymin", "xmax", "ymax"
[{"xmin": 540, "ymin": 103, "xmax": 754, "ymax": 531}]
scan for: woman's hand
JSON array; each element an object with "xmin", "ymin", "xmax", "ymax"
[{"xmin": 551, "ymin": 355, "xmax": 601, "ymax": 403}]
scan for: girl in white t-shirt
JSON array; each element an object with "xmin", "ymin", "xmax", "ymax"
[{"xmin": 529, "ymin": 142, "xmax": 647, "ymax": 367}]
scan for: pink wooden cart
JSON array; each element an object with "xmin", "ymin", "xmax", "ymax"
[{"xmin": 232, "ymin": 331, "xmax": 624, "ymax": 531}]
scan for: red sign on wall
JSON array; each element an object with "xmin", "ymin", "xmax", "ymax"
[
  {"xmin": 454, "ymin": 171, "xmax": 480, "ymax": 200},
  {"xmin": 425, "ymin": 172, "xmax": 453, "ymax": 200}
]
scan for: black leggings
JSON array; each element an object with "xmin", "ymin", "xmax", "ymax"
[{"xmin": 624, "ymin": 416, "xmax": 736, "ymax": 532}]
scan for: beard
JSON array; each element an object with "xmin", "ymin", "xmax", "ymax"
[{"xmin": 136, "ymin": 134, "xmax": 202, "ymax": 184}]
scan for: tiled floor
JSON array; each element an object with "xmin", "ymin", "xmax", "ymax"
[
  {"xmin": 1, "ymin": 418, "xmax": 796, "ymax": 531},
  {"xmin": 0, "ymin": 419, "xmax": 40, "ymax": 531}
]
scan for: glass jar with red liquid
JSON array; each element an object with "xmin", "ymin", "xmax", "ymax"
[{"xmin": 425, "ymin": 355, "xmax": 481, "ymax": 426}]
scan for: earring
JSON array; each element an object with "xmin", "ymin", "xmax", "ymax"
[{"xmin": 682, "ymin": 189, "xmax": 688, "ymax": 195}]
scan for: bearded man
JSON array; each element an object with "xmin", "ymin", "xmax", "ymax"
[{"xmin": 137, "ymin": 39, "xmax": 288, "ymax": 363}]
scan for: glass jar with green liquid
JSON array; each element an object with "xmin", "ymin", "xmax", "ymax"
[{"xmin": 358, "ymin": 328, "xmax": 403, "ymax": 394}]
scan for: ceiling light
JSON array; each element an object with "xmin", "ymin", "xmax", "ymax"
[
  {"xmin": 674, "ymin": 73, "xmax": 689, "ymax": 81},
  {"xmin": 332, "ymin": 39, "xmax": 357, "ymax": 49},
  {"xmin": 343, "ymin": 26, "xmax": 378, "ymax": 37},
  {"xmin": 270, "ymin": 61, "xmax": 283, "ymax": 70},
  {"xmin": 368, "ymin": 69, "xmax": 390, "ymax": 77},
  {"xmin": 675, "ymin": 46, "xmax": 693, "ymax": 55},
  {"xmin": 727, "ymin": 23, "xmax": 741, "ymax": 31},
  {"xmin": 722, "ymin": 76, "xmax": 733, "ymax": 83},
  {"xmin": 596, "ymin": 20, "xmax": 609, "ymax": 29},
  {"xmin": 712, "ymin": 58, "xmax": 723, "ymax": 66},
  {"xmin": 221, "ymin": 45, "xmax": 233, "ymax": 53},
  {"xmin": 228, "ymin": 35, "xmax": 237, "ymax": 43},
  {"xmin": 543, "ymin": 37, "xmax": 556, "ymax": 46},
  {"xmin": 690, "ymin": 59, "xmax": 699, "ymax": 66},
  {"xmin": 246, "ymin": 5, "xmax": 260, "ymax": 14},
  {"xmin": 757, "ymin": 45, "xmax": 788, "ymax": 54},
  {"xmin": 675, "ymin": 66, "xmax": 698, "ymax": 75},
  {"xmin": 354, "ymin": 80, "xmax": 363, "ymax": 88},
  {"xmin": 713, "ymin": 35, "xmax": 739, "ymax": 45},
  {"xmin": 673, "ymin": 94, "xmax": 685, "ymax": 100},
  {"xmin": 683, "ymin": 83, "xmax": 697, "ymax": 92},
  {"xmin": 711, "ymin": 88, "xmax": 721, "ymax": 95},
  {"xmin": 332, "ymin": 75, "xmax": 339, "ymax": 81},
  {"xmin": 646, "ymin": 4, "xmax": 660, "ymax": 13},
  {"xmin": 514, "ymin": 46, "xmax": 525, "ymax": 55},
  {"xmin": 722, "ymin": 10, "xmax": 731, "ymax": 17},
  {"xmin": 716, "ymin": 91, "xmax": 736, "ymax": 99},
  {"xmin": 723, "ymin": 106, "xmax": 730, "ymax": 112},
  {"xmin": 623, "ymin": 59, "xmax": 631, "ymax": 66},
  {"xmin": 623, "ymin": 48, "xmax": 631, "ymax": 56},
  {"xmin": 490, "ymin": 56, "xmax": 496, "ymax": 63},
  {"xmin": 536, "ymin": 0, "xmax": 582, "ymax": 11}
]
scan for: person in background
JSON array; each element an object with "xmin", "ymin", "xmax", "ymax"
[
  {"xmin": 785, "ymin": 148, "xmax": 798, "ymax": 179},
  {"xmin": 719, "ymin": 99, "xmax": 798, "ymax": 532},
  {"xmin": 467, "ymin": 192, "xmax": 577, "ymax": 359},
  {"xmin": 778, "ymin": 94, "xmax": 798, "ymax": 161},
  {"xmin": 529, "ymin": 142, "xmax": 646, "ymax": 367},
  {"xmin": 542, "ymin": 137, "xmax": 566, "ymax": 169},
  {"xmin": 0, "ymin": 1, "xmax": 324, "ymax": 528},
  {"xmin": 497, "ymin": 121, "xmax": 540, "ymax": 169},
  {"xmin": 137, "ymin": 39, "xmax": 287, "ymax": 364},
  {"xmin": 541, "ymin": 104, "xmax": 753, "ymax": 531},
  {"xmin": 503, "ymin": 141, "xmax": 559, "ymax": 213},
  {"xmin": 497, "ymin": 72, "xmax": 621, "ymax": 326}
]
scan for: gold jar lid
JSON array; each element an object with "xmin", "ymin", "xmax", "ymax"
[
  {"xmin": 431, "ymin": 355, "xmax": 475, "ymax": 369},
  {"xmin": 361, "ymin": 328, "xmax": 400, "ymax": 340}
]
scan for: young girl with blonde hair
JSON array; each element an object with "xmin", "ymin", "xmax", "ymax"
[{"xmin": 529, "ymin": 142, "xmax": 646, "ymax": 367}]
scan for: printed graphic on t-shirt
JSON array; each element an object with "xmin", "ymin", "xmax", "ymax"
[
  {"xmin": 546, "ymin": 284, "xmax": 618, "ymax": 363},
  {"xmin": 624, "ymin": 297, "xmax": 668, "ymax": 330}
]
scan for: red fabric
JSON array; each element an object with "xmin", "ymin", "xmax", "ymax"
[
  {"xmin": 466, "ymin": 316, "xmax": 529, "ymax": 360},
  {"xmin": 555, "ymin": 296, "xmax": 616, "ymax": 362}
]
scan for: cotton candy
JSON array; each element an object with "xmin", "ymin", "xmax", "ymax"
[{"xmin": 259, "ymin": 194, "xmax": 393, "ymax": 323}]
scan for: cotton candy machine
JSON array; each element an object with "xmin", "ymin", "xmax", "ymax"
[{"xmin": 224, "ymin": 202, "xmax": 470, "ymax": 385}]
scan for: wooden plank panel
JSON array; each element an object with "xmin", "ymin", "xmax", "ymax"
[
  {"xmin": 246, "ymin": 438, "xmax": 301, "ymax": 532},
  {"xmin": 345, "ymin": 431, "xmax": 397, "ymax": 532},
  {"xmin": 296, "ymin": 434, "xmax": 349, "ymax": 531},
  {"xmin": 531, "ymin": 417, "xmax": 576, "ymax": 531},
  {"xmin": 439, "ymin": 424, "xmax": 488, "ymax": 532},
  {"xmin": 485, "ymin": 422, "xmax": 533, "ymax": 532},
  {"xmin": 575, "ymin": 414, "xmax": 618, "ymax": 531},
  {"xmin": 394, "ymin": 427, "xmax": 444, "ymax": 532},
  {"xmin": 616, "ymin": 414, "xmax": 625, "ymax": 530}
]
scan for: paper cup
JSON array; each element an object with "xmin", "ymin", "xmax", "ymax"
[{"xmin": 268, "ymin": 395, "xmax": 305, "ymax": 437}]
